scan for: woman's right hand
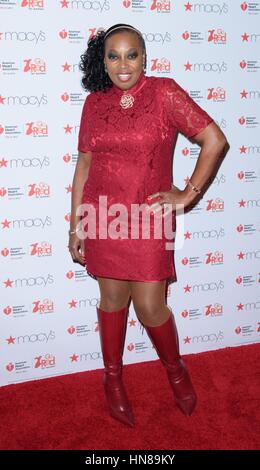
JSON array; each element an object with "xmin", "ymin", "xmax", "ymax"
[{"xmin": 68, "ymin": 233, "xmax": 86, "ymax": 266}]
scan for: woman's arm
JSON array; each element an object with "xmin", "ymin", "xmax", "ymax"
[
  {"xmin": 68, "ymin": 150, "xmax": 92, "ymax": 265},
  {"xmin": 147, "ymin": 122, "xmax": 229, "ymax": 215},
  {"xmin": 70, "ymin": 150, "xmax": 92, "ymax": 232},
  {"xmin": 182, "ymin": 121, "xmax": 229, "ymax": 205}
]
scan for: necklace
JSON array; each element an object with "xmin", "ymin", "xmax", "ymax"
[{"xmin": 114, "ymin": 72, "xmax": 147, "ymax": 109}]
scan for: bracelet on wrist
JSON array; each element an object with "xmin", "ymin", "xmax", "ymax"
[
  {"xmin": 68, "ymin": 227, "xmax": 81, "ymax": 235},
  {"xmin": 186, "ymin": 179, "xmax": 201, "ymax": 194},
  {"xmin": 69, "ymin": 218, "xmax": 83, "ymax": 236}
]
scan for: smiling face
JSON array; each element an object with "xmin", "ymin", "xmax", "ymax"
[{"xmin": 104, "ymin": 30, "xmax": 146, "ymax": 91}]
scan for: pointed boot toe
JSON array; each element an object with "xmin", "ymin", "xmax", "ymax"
[{"xmin": 175, "ymin": 393, "xmax": 197, "ymax": 416}]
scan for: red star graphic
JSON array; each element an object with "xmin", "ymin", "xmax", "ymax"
[
  {"xmin": 0, "ymin": 158, "xmax": 8, "ymax": 168},
  {"xmin": 68, "ymin": 299, "xmax": 77, "ymax": 308},
  {"xmin": 60, "ymin": 0, "xmax": 69, "ymax": 7},
  {"xmin": 65, "ymin": 184, "xmax": 72, "ymax": 193},
  {"xmin": 239, "ymin": 199, "xmax": 246, "ymax": 207},
  {"xmin": 240, "ymin": 89, "xmax": 248, "ymax": 98},
  {"xmin": 1, "ymin": 219, "xmax": 11, "ymax": 228},
  {"xmin": 184, "ymin": 61, "xmax": 192, "ymax": 71},
  {"xmin": 64, "ymin": 124, "xmax": 73, "ymax": 134},
  {"xmin": 183, "ymin": 336, "xmax": 191, "ymax": 344},
  {"xmin": 6, "ymin": 336, "xmax": 15, "ymax": 344},
  {"xmin": 241, "ymin": 33, "xmax": 249, "ymax": 42},
  {"xmin": 237, "ymin": 251, "xmax": 245, "ymax": 260},
  {"xmin": 70, "ymin": 353, "xmax": 78, "ymax": 362},
  {"xmin": 0, "ymin": 95, "xmax": 5, "ymax": 105},
  {"xmin": 62, "ymin": 62, "xmax": 71, "ymax": 72},
  {"xmin": 237, "ymin": 303, "xmax": 244, "ymax": 311},
  {"xmin": 129, "ymin": 319, "xmax": 136, "ymax": 327},
  {"xmin": 184, "ymin": 284, "xmax": 191, "ymax": 293},
  {"xmin": 239, "ymin": 145, "xmax": 247, "ymax": 154},
  {"xmin": 184, "ymin": 231, "xmax": 192, "ymax": 239},
  {"xmin": 184, "ymin": 2, "xmax": 192, "ymax": 11},
  {"xmin": 4, "ymin": 278, "xmax": 13, "ymax": 288}
]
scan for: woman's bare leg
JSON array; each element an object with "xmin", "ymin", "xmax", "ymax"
[
  {"xmin": 97, "ymin": 276, "xmax": 131, "ymax": 312},
  {"xmin": 129, "ymin": 279, "xmax": 171, "ymax": 326}
]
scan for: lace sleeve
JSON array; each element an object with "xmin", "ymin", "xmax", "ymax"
[
  {"xmin": 78, "ymin": 93, "xmax": 92, "ymax": 153},
  {"xmin": 163, "ymin": 77, "xmax": 214, "ymax": 138}
]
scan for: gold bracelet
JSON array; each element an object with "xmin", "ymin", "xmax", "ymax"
[
  {"xmin": 68, "ymin": 228, "xmax": 80, "ymax": 235},
  {"xmin": 187, "ymin": 179, "xmax": 201, "ymax": 194}
]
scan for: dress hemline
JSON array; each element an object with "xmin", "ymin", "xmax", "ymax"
[{"xmin": 85, "ymin": 267, "xmax": 177, "ymax": 285}]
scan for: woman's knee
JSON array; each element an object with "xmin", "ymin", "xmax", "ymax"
[
  {"xmin": 97, "ymin": 277, "xmax": 131, "ymax": 312},
  {"xmin": 132, "ymin": 299, "xmax": 165, "ymax": 323}
]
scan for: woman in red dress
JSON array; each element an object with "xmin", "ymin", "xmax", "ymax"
[{"xmin": 69, "ymin": 23, "xmax": 228, "ymax": 427}]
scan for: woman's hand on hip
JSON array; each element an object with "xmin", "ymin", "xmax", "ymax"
[{"xmin": 146, "ymin": 185, "xmax": 191, "ymax": 217}]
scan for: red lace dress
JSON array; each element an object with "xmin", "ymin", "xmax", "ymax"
[{"xmin": 77, "ymin": 72, "xmax": 213, "ymax": 284}]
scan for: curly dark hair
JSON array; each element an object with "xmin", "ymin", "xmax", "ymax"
[{"xmin": 79, "ymin": 23, "xmax": 147, "ymax": 93}]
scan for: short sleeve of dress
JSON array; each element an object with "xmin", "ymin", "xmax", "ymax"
[
  {"xmin": 163, "ymin": 77, "xmax": 214, "ymax": 138},
  {"xmin": 78, "ymin": 93, "xmax": 92, "ymax": 153}
]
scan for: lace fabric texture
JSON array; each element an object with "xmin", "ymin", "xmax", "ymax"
[{"xmin": 78, "ymin": 73, "xmax": 213, "ymax": 283}]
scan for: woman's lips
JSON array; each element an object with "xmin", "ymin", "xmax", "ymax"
[{"xmin": 117, "ymin": 73, "xmax": 132, "ymax": 82}]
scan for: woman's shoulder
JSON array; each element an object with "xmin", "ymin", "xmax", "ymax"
[{"xmin": 146, "ymin": 74, "xmax": 179, "ymax": 93}]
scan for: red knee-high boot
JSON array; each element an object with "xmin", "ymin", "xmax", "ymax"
[
  {"xmin": 143, "ymin": 310, "xmax": 197, "ymax": 416},
  {"xmin": 96, "ymin": 304, "xmax": 135, "ymax": 427}
]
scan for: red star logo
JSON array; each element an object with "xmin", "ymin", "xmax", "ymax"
[
  {"xmin": 70, "ymin": 353, "xmax": 78, "ymax": 362},
  {"xmin": 1, "ymin": 218, "xmax": 11, "ymax": 228},
  {"xmin": 184, "ymin": 231, "xmax": 192, "ymax": 239},
  {"xmin": 184, "ymin": 284, "xmax": 191, "ymax": 293},
  {"xmin": 184, "ymin": 2, "xmax": 192, "ymax": 11},
  {"xmin": 65, "ymin": 184, "xmax": 72, "ymax": 193},
  {"xmin": 239, "ymin": 199, "xmax": 246, "ymax": 207},
  {"xmin": 240, "ymin": 89, "xmax": 248, "ymax": 98},
  {"xmin": 60, "ymin": 0, "xmax": 69, "ymax": 7},
  {"xmin": 0, "ymin": 158, "xmax": 8, "ymax": 168},
  {"xmin": 4, "ymin": 278, "xmax": 13, "ymax": 288},
  {"xmin": 129, "ymin": 319, "xmax": 136, "ymax": 327},
  {"xmin": 237, "ymin": 303, "xmax": 244, "ymax": 311},
  {"xmin": 237, "ymin": 251, "xmax": 245, "ymax": 260},
  {"xmin": 0, "ymin": 95, "xmax": 5, "ymax": 105},
  {"xmin": 62, "ymin": 62, "xmax": 71, "ymax": 72},
  {"xmin": 6, "ymin": 336, "xmax": 15, "ymax": 344},
  {"xmin": 68, "ymin": 299, "xmax": 77, "ymax": 308},
  {"xmin": 239, "ymin": 145, "xmax": 247, "ymax": 154},
  {"xmin": 241, "ymin": 33, "xmax": 249, "ymax": 42},
  {"xmin": 184, "ymin": 61, "xmax": 192, "ymax": 71},
  {"xmin": 64, "ymin": 124, "xmax": 73, "ymax": 134},
  {"xmin": 183, "ymin": 336, "xmax": 191, "ymax": 344}
]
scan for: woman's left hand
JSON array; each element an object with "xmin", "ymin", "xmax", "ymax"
[{"xmin": 146, "ymin": 185, "xmax": 190, "ymax": 218}]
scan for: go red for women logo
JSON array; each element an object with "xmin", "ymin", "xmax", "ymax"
[{"xmin": 21, "ymin": 0, "xmax": 45, "ymax": 9}]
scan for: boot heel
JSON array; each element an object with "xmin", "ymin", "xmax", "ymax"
[{"xmin": 166, "ymin": 359, "xmax": 197, "ymax": 416}]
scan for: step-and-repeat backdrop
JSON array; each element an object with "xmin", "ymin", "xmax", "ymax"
[{"xmin": 1, "ymin": 0, "xmax": 259, "ymax": 386}]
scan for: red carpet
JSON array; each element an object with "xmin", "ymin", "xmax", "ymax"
[{"xmin": 0, "ymin": 344, "xmax": 259, "ymax": 450}]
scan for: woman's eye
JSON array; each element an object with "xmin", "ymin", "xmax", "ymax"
[{"xmin": 108, "ymin": 53, "xmax": 138, "ymax": 60}]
